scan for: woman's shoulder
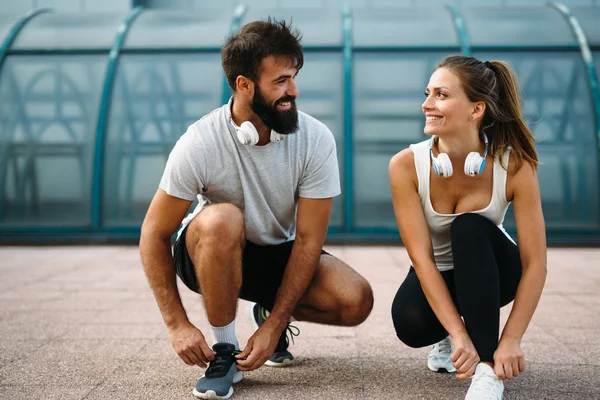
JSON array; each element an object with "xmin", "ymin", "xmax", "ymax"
[{"xmin": 389, "ymin": 148, "xmax": 414, "ymax": 171}]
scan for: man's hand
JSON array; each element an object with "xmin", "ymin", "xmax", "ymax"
[
  {"xmin": 169, "ymin": 322, "xmax": 215, "ymax": 368},
  {"xmin": 493, "ymin": 337, "xmax": 525, "ymax": 380},
  {"xmin": 450, "ymin": 333, "xmax": 481, "ymax": 380},
  {"xmin": 235, "ymin": 323, "xmax": 281, "ymax": 371}
]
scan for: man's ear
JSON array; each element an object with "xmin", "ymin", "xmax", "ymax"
[{"xmin": 236, "ymin": 76, "xmax": 254, "ymax": 98}]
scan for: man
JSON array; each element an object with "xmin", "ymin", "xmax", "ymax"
[{"xmin": 140, "ymin": 18, "xmax": 373, "ymax": 399}]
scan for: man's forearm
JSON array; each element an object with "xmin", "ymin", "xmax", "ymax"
[
  {"xmin": 268, "ymin": 238, "xmax": 322, "ymax": 330},
  {"xmin": 140, "ymin": 235, "xmax": 189, "ymax": 329}
]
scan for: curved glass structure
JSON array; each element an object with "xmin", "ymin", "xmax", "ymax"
[{"xmin": 0, "ymin": 3, "xmax": 599, "ymax": 244}]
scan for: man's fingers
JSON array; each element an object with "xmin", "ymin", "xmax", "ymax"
[
  {"xmin": 249, "ymin": 356, "xmax": 268, "ymax": 371},
  {"xmin": 179, "ymin": 352, "xmax": 194, "ymax": 366},
  {"xmin": 198, "ymin": 342, "xmax": 215, "ymax": 363},
  {"xmin": 189, "ymin": 348, "xmax": 208, "ymax": 367},
  {"xmin": 236, "ymin": 343, "xmax": 253, "ymax": 362},
  {"xmin": 237, "ymin": 350, "xmax": 260, "ymax": 370}
]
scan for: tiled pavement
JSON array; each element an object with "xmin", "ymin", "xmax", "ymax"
[{"xmin": 0, "ymin": 245, "xmax": 599, "ymax": 399}]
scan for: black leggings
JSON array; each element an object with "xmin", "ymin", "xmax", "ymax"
[{"xmin": 391, "ymin": 213, "xmax": 522, "ymax": 362}]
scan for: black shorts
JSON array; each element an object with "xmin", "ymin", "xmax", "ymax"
[{"xmin": 173, "ymin": 227, "xmax": 329, "ymax": 311}]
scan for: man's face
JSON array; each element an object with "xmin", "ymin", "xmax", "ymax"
[{"xmin": 250, "ymin": 55, "xmax": 300, "ymax": 134}]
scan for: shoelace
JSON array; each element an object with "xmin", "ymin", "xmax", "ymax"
[
  {"xmin": 437, "ymin": 338, "xmax": 452, "ymax": 354},
  {"xmin": 275, "ymin": 323, "xmax": 300, "ymax": 352},
  {"xmin": 205, "ymin": 347, "xmax": 238, "ymax": 378},
  {"xmin": 470, "ymin": 372, "xmax": 503, "ymax": 400}
]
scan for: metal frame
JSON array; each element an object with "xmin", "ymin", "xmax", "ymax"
[
  {"xmin": 342, "ymin": 5, "xmax": 354, "ymax": 233},
  {"xmin": 91, "ymin": 6, "xmax": 144, "ymax": 230},
  {"xmin": 1, "ymin": 5, "xmax": 600, "ymax": 244},
  {"xmin": 446, "ymin": 4, "xmax": 471, "ymax": 56},
  {"xmin": 221, "ymin": 5, "xmax": 248, "ymax": 105},
  {"xmin": 0, "ymin": 8, "xmax": 53, "ymax": 77},
  {"xmin": 551, "ymin": 2, "xmax": 600, "ymax": 228}
]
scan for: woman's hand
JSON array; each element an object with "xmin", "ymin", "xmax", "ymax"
[
  {"xmin": 450, "ymin": 333, "xmax": 480, "ymax": 380},
  {"xmin": 493, "ymin": 337, "xmax": 525, "ymax": 380}
]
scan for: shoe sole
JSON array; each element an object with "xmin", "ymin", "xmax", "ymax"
[
  {"xmin": 427, "ymin": 360, "xmax": 456, "ymax": 373},
  {"xmin": 245, "ymin": 303, "xmax": 294, "ymax": 368},
  {"xmin": 265, "ymin": 358, "xmax": 293, "ymax": 367},
  {"xmin": 192, "ymin": 387, "xmax": 234, "ymax": 400}
]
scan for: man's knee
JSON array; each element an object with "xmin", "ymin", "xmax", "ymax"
[
  {"xmin": 186, "ymin": 204, "xmax": 245, "ymax": 248},
  {"xmin": 340, "ymin": 278, "xmax": 374, "ymax": 326}
]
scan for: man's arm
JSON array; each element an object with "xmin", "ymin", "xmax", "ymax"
[
  {"xmin": 140, "ymin": 189, "xmax": 214, "ymax": 367},
  {"xmin": 236, "ymin": 196, "xmax": 332, "ymax": 370}
]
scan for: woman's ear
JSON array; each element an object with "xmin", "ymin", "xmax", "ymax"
[{"xmin": 470, "ymin": 101, "xmax": 486, "ymax": 121}]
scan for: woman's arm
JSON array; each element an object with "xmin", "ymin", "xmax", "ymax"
[
  {"xmin": 389, "ymin": 149, "xmax": 479, "ymax": 379},
  {"xmin": 494, "ymin": 160, "xmax": 547, "ymax": 379}
]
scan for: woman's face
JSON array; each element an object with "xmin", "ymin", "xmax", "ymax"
[{"xmin": 422, "ymin": 67, "xmax": 474, "ymax": 137}]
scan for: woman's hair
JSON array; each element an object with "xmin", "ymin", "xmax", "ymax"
[
  {"xmin": 436, "ymin": 55, "xmax": 539, "ymax": 171},
  {"xmin": 221, "ymin": 18, "xmax": 303, "ymax": 91}
]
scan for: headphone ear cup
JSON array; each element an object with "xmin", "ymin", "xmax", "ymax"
[
  {"xmin": 237, "ymin": 121, "xmax": 259, "ymax": 145},
  {"xmin": 436, "ymin": 152, "xmax": 453, "ymax": 178},
  {"xmin": 464, "ymin": 152, "xmax": 485, "ymax": 176}
]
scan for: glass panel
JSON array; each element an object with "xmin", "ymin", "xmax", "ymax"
[
  {"xmin": 353, "ymin": 52, "xmax": 454, "ymax": 228},
  {"xmin": 353, "ymin": 9, "xmax": 457, "ymax": 48},
  {"xmin": 0, "ymin": 14, "xmax": 20, "ymax": 46},
  {"xmin": 103, "ymin": 53, "xmax": 223, "ymax": 227},
  {"xmin": 462, "ymin": 8, "xmax": 576, "ymax": 47},
  {"xmin": 571, "ymin": 9, "xmax": 600, "ymax": 47},
  {"xmin": 474, "ymin": 51, "xmax": 599, "ymax": 231},
  {"xmin": 243, "ymin": 9, "xmax": 342, "ymax": 47},
  {"xmin": 295, "ymin": 52, "xmax": 344, "ymax": 228},
  {"xmin": 124, "ymin": 9, "xmax": 233, "ymax": 49},
  {"xmin": 11, "ymin": 12, "xmax": 127, "ymax": 50},
  {"xmin": 0, "ymin": 55, "xmax": 106, "ymax": 226}
]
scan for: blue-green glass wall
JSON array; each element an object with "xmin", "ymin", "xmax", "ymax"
[{"xmin": 0, "ymin": 4, "xmax": 599, "ymax": 244}]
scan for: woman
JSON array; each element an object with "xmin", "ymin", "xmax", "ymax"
[{"xmin": 389, "ymin": 55, "xmax": 547, "ymax": 400}]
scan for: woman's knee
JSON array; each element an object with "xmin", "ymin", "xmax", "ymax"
[
  {"xmin": 450, "ymin": 213, "xmax": 490, "ymax": 241},
  {"xmin": 391, "ymin": 301, "xmax": 433, "ymax": 348}
]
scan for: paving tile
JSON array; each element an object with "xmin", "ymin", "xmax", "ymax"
[
  {"xmin": 0, "ymin": 385, "xmax": 90, "ymax": 400},
  {"xmin": 0, "ymin": 245, "xmax": 598, "ymax": 399},
  {"xmin": 0, "ymin": 339, "xmax": 148, "ymax": 387}
]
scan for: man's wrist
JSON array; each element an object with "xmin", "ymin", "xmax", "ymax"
[{"xmin": 265, "ymin": 312, "xmax": 291, "ymax": 332}]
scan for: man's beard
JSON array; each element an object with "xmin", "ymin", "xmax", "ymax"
[{"xmin": 251, "ymin": 87, "xmax": 298, "ymax": 135}]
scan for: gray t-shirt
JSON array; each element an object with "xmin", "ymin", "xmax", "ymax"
[{"xmin": 159, "ymin": 101, "xmax": 341, "ymax": 245}]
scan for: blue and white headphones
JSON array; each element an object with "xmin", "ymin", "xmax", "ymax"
[{"xmin": 429, "ymin": 133, "xmax": 489, "ymax": 178}]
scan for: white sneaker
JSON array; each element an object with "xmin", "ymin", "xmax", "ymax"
[
  {"xmin": 465, "ymin": 363, "xmax": 504, "ymax": 400},
  {"xmin": 427, "ymin": 336, "xmax": 456, "ymax": 373}
]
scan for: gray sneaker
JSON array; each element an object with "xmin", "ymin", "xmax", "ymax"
[
  {"xmin": 192, "ymin": 343, "xmax": 243, "ymax": 399},
  {"xmin": 246, "ymin": 302, "xmax": 299, "ymax": 367}
]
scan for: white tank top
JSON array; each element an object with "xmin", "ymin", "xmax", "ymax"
[{"xmin": 409, "ymin": 139, "xmax": 515, "ymax": 271}]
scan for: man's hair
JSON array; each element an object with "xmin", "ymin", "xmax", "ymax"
[{"xmin": 221, "ymin": 18, "xmax": 303, "ymax": 91}]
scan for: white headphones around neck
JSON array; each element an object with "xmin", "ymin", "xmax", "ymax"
[
  {"xmin": 231, "ymin": 119, "xmax": 285, "ymax": 145},
  {"xmin": 429, "ymin": 133, "xmax": 489, "ymax": 178},
  {"xmin": 227, "ymin": 100, "xmax": 285, "ymax": 145}
]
